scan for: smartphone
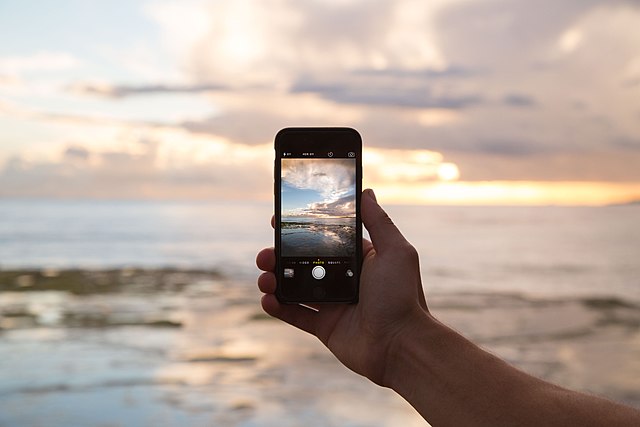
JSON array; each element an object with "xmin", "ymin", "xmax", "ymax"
[{"xmin": 274, "ymin": 127, "xmax": 362, "ymax": 304}]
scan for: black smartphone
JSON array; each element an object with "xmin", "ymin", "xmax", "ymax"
[{"xmin": 274, "ymin": 127, "xmax": 362, "ymax": 304}]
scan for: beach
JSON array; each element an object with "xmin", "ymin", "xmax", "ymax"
[
  {"xmin": 281, "ymin": 217, "xmax": 356, "ymax": 257},
  {"xmin": 1, "ymin": 268, "xmax": 639, "ymax": 426},
  {"xmin": 1, "ymin": 200, "xmax": 639, "ymax": 426},
  {"xmin": 4, "ymin": 1, "xmax": 640, "ymax": 424}
]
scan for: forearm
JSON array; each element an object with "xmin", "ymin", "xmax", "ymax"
[{"xmin": 385, "ymin": 314, "xmax": 640, "ymax": 426}]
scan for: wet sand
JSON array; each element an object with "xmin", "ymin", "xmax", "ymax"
[
  {"xmin": 281, "ymin": 221, "xmax": 356, "ymax": 257},
  {"xmin": 1, "ymin": 269, "xmax": 639, "ymax": 426}
]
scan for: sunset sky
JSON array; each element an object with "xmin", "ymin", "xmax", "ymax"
[{"xmin": 1, "ymin": 0, "xmax": 640, "ymax": 205}]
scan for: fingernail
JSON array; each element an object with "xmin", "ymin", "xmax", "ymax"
[{"xmin": 367, "ymin": 189, "xmax": 377, "ymax": 202}]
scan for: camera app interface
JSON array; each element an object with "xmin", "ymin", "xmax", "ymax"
[{"xmin": 280, "ymin": 152, "xmax": 357, "ymax": 296}]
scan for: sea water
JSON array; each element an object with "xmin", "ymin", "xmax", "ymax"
[
  {"xmin": 1, "ymin": 199, "xmax": 639, "ymax": 426},
  {"xmin": 0, "ymin": 199, "xmax": 638, "ymax": 301}
]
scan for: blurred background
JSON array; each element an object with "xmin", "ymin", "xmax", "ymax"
[{"xmin": 1, "ymin": 1, "xmax": 639, "ymax": 426}]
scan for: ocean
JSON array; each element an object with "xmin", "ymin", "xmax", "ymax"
[
  {"xmin": 1, "ymin": 199, "xmax": 639, "ymax": 426},
  {"xmin": 1, "ymin": 199, "xmax": 638, "ymax": 301}
]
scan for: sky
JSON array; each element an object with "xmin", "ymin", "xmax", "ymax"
[
  {"xmin": 1, "ymin": 0, "xmax": 640, "ymax": 205},
  {"xmin": 282, "ymin": 158, "xmax": 355, "ymax": 217}
]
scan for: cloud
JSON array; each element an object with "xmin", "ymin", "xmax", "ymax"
[
  {"xmin": 291, "ymin": 78, "xmax": 483, "ymax": 109},
  {"xmin": 68, "ymin": 82, "xmax": 230, "ymax": 98},
  {"xmin": 0, "ymin": 137, "xmax": 272, "ymax": 199},
  {"xmin": 0, "ymin": 130, "xmax": 461, "ymax": 201},
  {"xmin": 432, "ymin": 0, "xmax": 603, "ymax": 68},
  {"xmin": 502, "ymin": 94, "xmax": 537, "ymax": 108},
  {"xmin": 473, "ymin": 138, "xmax": 544, "ymax": 157},
  {"xmin": 181, "ymin": 108, "xmax": 284, "ymax": 145},
  {"xmin": 4, "ymin": 0, "xmax": 640, "ymax": 202},
  {"xmin": 151, "ymin": 0, "xmax": 640, "ymax": 171},
  {"xmin": 287, "ymin": 64, "xmax": 484, "ymax": 109},
  {"xmin": 0, "ymin": 52, "xmax": 80, "ymax": 75},
  {"xmin": 363, "ymin": 147, "xmax": 449, "ymax": 183},
  {"xmin": 306, "ymin": 194, "xmax": 356, "ymax": 218},
  {"xmin": 145, "ymin": 0, "xmax": 449, "ymax": 89},
  {"xmin": 281, "ymin": 157, "xmax": 357, "ymax": 218},
  {"xmin": 64, "ymin": 146, "xmax": 90, "ymax": 161},
  {"xmin": 71, "ymin": 0, "xmax": 640, "ymax": 166},
  {"xmin": 350, "ymin": 66, "xmax": 478, "ymax": 79},
  {"xmin": 444, "ymin": 149, "xmax": 640, "ymax": 182},
  {"xmin": 282, "ymin": 158, "xmax": 355, "ymax": 202}
]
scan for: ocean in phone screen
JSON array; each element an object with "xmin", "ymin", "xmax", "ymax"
[{"xmin": 281, "ymin": 158, "xmax": 356, "ymax": 257}]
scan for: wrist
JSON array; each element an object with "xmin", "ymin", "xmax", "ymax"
[{"xmin": 381, "ymin": 310, "xmax": 443, "ymax": 390}]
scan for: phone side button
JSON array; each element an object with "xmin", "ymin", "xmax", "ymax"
[{"xmin": 313, "ymin": 287, "xmax": 326, "ymax": 299}]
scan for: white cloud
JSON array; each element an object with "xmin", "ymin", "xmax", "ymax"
[
  {"xmin": 0, "ymin": 127, "xmax": 272, "ymax": 199},
  {"xmin": 558, "ymin": 28, "xmax": 583, "ymax": 53},
  {"xmin": 0, "ymin": 52, "xmax": 80, "ymax": 75},
  {"xmin": 3, "ymin": 0, "xmax": 640, "ymax": 202},
  {"xmin": 282, "ymin": 158, "xmax": 355, "ymax": 202},
  {"xmin": 306, "ymin": 194, "xmax": 356, "ymax": 217},
  {"xmin": 140, "ymin": 0, "xmax": 640, "ymax": 172},
  {"xmin": 146, "ymin": 0, "xmax": 451, "ymax": 88}
]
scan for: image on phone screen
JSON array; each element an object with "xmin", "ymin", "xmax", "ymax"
[{"xmin": 281, "ymin": 158, "xmax": 356, "ymax": 257}]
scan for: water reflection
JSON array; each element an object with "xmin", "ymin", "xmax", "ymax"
[{"xmin": 1, "ymin": 269, "xmax": 639, "ymax": 426}]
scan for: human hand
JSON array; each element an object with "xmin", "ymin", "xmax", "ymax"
[{"xmin": 256, "ymin": 189, "xmax": 430, "ymax": 386}]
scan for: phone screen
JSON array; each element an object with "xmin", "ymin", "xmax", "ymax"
[{"xmin": 275, "ymin": 128, "xmax": 362, "ymax": 303}]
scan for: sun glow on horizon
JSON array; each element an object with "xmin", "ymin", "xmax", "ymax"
[
  {"xmin": 367, "ymin": 181, "xmax": 640, "ymax": 206},
  {"xmin": 437, "ymin": 163, "xmax": 460, "ymax": 181},
  {"xmin": 360, "ymin": 148, "xmax": 639, "ymax": 206}
]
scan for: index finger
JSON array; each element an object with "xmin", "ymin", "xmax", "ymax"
[{"xmin": 256, "ymin": 247, "xmax": 275, "ymax": 272}]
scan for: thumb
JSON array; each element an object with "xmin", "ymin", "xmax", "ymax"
[{"xmin": 361, "ymin": 189, "xmax": 407, "ymax": 252}]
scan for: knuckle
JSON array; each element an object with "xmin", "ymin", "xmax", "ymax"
[
  {"xmin": 385, "ymin": 242, "xmax": 419, "ymax": 262},
  {"xmin": 403, "ymin": 243, "xmax": 419, "ymax": 260}
]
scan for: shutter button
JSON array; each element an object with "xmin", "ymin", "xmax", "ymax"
[{"xmin": 311, "ymin": 266, "xmax": 325, "ymax": 280}]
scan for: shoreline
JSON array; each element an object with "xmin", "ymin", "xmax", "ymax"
[
  {"xmin": 1, "ymin": 267, "xmax": 638, "ymax": 338},
  {"xmin": 0, "ymin": 267, "xmax": 638, "ymax": 424},
  {"xmin": 1, "ymin": 267, "xmax": 638, "ymax": 305},
  {"xmin": 0, "ymin": 267, "xmax": 222, "ymax": 294}
]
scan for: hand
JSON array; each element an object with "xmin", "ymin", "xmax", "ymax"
[
  {"xmin": 259, "ymin": 189, "xmax": 640, "ymax": 425},
  {"xmin": 256, "ymin": 188, "xmax": 430, "ymax": 386}
]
